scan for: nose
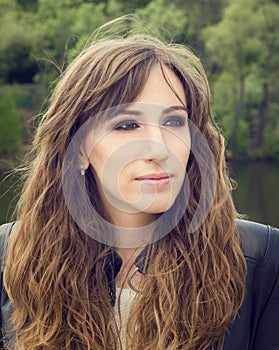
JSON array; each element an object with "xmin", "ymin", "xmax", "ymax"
[{"xmin": 144, "ymin": 125, "xmax": 169, "ymax": 161}]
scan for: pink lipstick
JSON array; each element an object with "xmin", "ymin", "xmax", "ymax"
[{"xmin": 135, "ymin": 173, "xmax": 172, "ymax": 188}]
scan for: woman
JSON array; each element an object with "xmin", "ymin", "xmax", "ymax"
[{"xmin": 0, "ymin": 22, "xmax": 278, "ymax": 350}]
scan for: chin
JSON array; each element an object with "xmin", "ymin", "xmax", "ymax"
[{"xmin": 142, "ymin": 201, "xmax": 175, "ymax": 214}]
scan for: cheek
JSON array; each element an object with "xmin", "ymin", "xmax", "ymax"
[
  {"xmin": 171, "ymin": 142, "xmax": 191, "ymax": 168},
  {"xmin": 88, "ymin": 147, "xmax": 106, "ymax": 182},
  {"xmin": 182, "ymin": 147, "xmax": 191, "ymax": 166},
  {"xmin": 164, "ymin": 128, "xmax": 191, "ymax": 166},
  {"xmin": 88, "ymin": 143, "xmax": 129, "ymax": 188},
  {"xmin": 87, "ymin": 134, "xmax": 118, "ymax": 178}
]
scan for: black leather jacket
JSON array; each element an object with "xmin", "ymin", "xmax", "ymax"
[{"xmin": 1, "ymin": 219, "xmax": 279, "ymax": 349}]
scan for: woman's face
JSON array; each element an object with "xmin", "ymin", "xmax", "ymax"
[{"xmin": 85, "ymin": 65, "xmax": 191, "ymax": 227}]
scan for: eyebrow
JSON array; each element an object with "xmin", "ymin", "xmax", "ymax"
[
  {"xmin": 113, "ymin": 105, "xmax": 188, "ymax": 117},
  {"xmin": 162, "ymin": 106, "xmax": 188, "ymax": 114}
]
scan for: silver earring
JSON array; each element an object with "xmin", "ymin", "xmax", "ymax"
[{"xmin": 81, "ymin": 167, "xmax": 85, "ymax": 176}]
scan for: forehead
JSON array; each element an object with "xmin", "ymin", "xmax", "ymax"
[
  {"xmin": 134, "ymin": 65, "xmax": 186, "ymax": 107},
  {"xmin": 81, "ymin": 64, "xmax": 187, "ymax": 137}
]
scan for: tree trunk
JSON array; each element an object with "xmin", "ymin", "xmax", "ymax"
[
  {"xmin": 256, "ymin": 83, "xmax": 269, "ymax": 150},
  {"xmin": 228, "ymin": 72, "xmax": 245, "ymax": 155}
]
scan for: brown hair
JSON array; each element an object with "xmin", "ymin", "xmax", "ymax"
[{"xmin": 4, "ymin": 23, "xmax": 246, "ymax": 350}]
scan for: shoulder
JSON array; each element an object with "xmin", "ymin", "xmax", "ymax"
[
  {"xmin": 236, "ymin": 219, "xmax": 279, "ymax": 302},
  {"xmin": 0, "ymin": 222, "xmax": 19, "ymax": 271},
  {"xmin": 236, "ymin": 219, "xmax": 279, "ymax": 265},
  {"xmin": 0, "ymin": 222, "xmax": 19, "ymax": 242},
  {"xmin": 0, "ymin": 222, "xmax": 16, "ymax": 237},
  {"xmin": 225, "ymin": 220, "xmax": 279, "ymax": 350},
  {"xmin": 0, "ymin": 222, "xmax": 16, "ymax": 253}
]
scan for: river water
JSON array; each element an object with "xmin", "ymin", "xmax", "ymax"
[
  {"xmin": 230, "ymin": 160, "xmax": 279, "ymax": 227},
  {"xmin": 0, "ymin": 161, "xmax": 278, "ymax": 227}
]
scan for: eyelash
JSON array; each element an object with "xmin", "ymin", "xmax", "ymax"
[
  {"xmin": 113, "ymin": 120, "xmax": 140, "ymax": 131},
  {"xmin": 112, "ymin": 116, "xmax": 186, "ymax": 131},
  {"xmin": 163, "ymin": 116, "xmax": 186, "ymax": 127}
]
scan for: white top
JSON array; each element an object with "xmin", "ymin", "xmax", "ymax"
[{"xmin": 114, "ymin": 287, "xmax": 137, "ymax": 349}]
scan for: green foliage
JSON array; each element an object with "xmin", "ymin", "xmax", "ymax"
[
  {"xmin": 235, "ymin": 119, "xmax": 249, "ymax": 156},
  {"xmin": 212, "ymin": 72, "xmax": 237, "ymax": 139},
  {"xmin": 117, "ymin": 0, "xmax": 151, "ymax": 12},
  {"xmin": 203, "ymin": 0, "xmax": 279, "ymax": 159},
  {"xmin": 16, "ymin": 0, "xmax": 38, "ymax": 11},
  {"xmin": 0, "ymin": 88, "xmax": 24, "ymax": 155},
  {"xmin": 0, "ymin": 0, "xmax": 278, "ymax": 159},
  {"xmin": 134, "ymin": 0, "xmax": 187, "ymax": 41},
  {"xmin": 0, "ymin": 7, "xmax": 38, "ymax": 83}
]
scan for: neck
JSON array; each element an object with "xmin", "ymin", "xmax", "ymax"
[
  {"xmin": 104, "ymin": 202, "xmax": 157, "ymax": 248},
  {"xmin": 111, "ymin": 209, "xmax": 155, "ymax": 229},
  {"xmin": 114, "ymin": 246, "xmax": 143, "ymax": 289}
]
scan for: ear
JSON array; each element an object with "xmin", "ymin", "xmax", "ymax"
[
  {"xmin": 79, "ymin": 154, "xmax": 90, "ymax": 171},
  {"xmin": 78, "ymin": 145, "xmax": 90, "ymax": 171},
  {"xmin": 83, "ymin": 159, "xmax": 90, "ymax": 171}
]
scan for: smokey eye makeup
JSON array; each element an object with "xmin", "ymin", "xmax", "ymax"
[
  {"xmin": 113, "ymin": 120, "xmax": 140, "ymax": 131},
  {"xmin": 107, "ymin": 104, "xmax": 189, "ymax": 132},
  {"xmin": 162, "ymin": 115, "xmax": 187, "ymax": 128},
  {"xmin": 111, "ymin": 115, "xmax": 187, "ymax": 132}
]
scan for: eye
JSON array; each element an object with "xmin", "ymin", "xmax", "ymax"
[
  {"xmin": 163, "ymin": 116, "xmax": 186, "ymax": 127},
  {"xmin": 113, "ymin": 120, "xmax": 140, "ymax": 131}
]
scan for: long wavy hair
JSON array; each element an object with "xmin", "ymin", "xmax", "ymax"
[{"xmin": 4, "ymin": 23, "xmax": 247, "ymax": 350}]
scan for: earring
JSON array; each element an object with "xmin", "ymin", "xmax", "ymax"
[{"xmin": 81, "ymin": 166, "xmax": 85, "ymax": 176}]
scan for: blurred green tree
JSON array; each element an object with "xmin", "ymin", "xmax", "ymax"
[
  {"xmin": 203, "ymin": 0, "xmax": 279, "ymax": 159},
  {"xmin": 0, "ymin": 0, "xmax": 278, "ymax": 159},
  {"xmin": 0, "ymin": 90, "xmax": 24, "ymax": 156},
  {"xmin": 0, "ymin": 4, "xmax": 38, "ymax": 83},
  {"xmin": 134, "ymin": 0, "xmax": 187, "ymax": 41}
]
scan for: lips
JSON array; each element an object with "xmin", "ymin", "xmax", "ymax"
[
  {"xmin": 135, "ymin": 173, "xmax": 172, "ymax": 188},
  {"xmin": 136, "ymin": 173, "xmax": 170, "ymax": 180}
]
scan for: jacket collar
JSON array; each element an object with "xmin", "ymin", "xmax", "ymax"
[{"xmin": 105, "ymin": 246, "xmax": 149, "ymax": 305}]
